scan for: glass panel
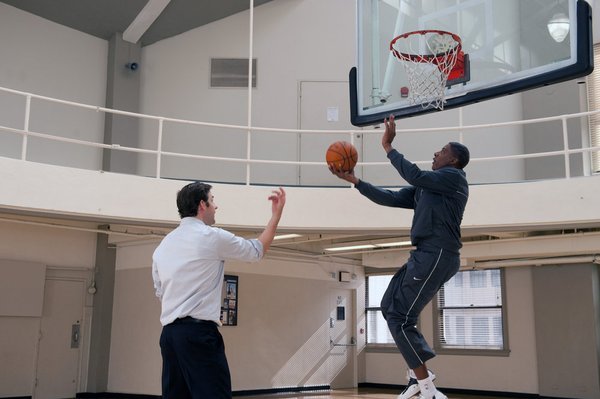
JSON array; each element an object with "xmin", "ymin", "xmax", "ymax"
[
  {"xmin": 367, "ymin": 310, "xmax": 395, "ymax": 344},
  {"xmin": 367, "ymin": 275, "xmax": 393, "ymax": 307},
  {"xmin": 441, "ymin": 308, "xmax": 504, "ymax": 349},
  {"xmin": 443, "ymin": 269, "xmax": 502, "ymax": 307}
]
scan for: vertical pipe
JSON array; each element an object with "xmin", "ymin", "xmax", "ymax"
[
  {"xmin": 246, "ymin": 0, "xmax": 255, "ymax": 186},
  {"xmin": 562, "ymin": 117, "xmax": 571, "ymax": 178},
  {"xmin": 22, "ymin": 95, "xmax": 31, "ymax": 160},
  {"xmin": 156, "ymin": 119, "xmax": 164, "ymax": 179},
  {"xmin": 459, "ymin": 107, "xmax": 464, "ymax": 143},
  {"xmin": 579, "ymin": 80, "xmax": 591, "ymax": 176}
]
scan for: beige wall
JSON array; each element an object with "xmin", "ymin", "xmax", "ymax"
[
  {"xmin": 364, "ymin": 266, "xmax": 539, "ymax": 393},
  {"xmin": 0, "ymin": 224, "xmax": 96, "ymax": 397},
  {"xmin": 108, "ymin": 243, "xmax": 364, "ymax": 394},
  {"xmin": 533, "ymin": 264, "xmax": 600, "ymax": 398},
  {"xmin": 0, "ymin": 0, "xmax": 599, "ymax": 397}
]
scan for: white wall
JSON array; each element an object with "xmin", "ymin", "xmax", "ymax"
[
  {"xmin": 0, "ymin": 3, "xmax": 107, "ymax": 170},
  {"xmin": 137, "ymin": 0, "xmax": 356, "ymax": 184},
  {"xmin": 2, "ymin": 155, "xmax": 599, "ymax": 235}
]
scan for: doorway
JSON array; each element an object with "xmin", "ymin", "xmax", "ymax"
[
  {"xmin": 34, "ymin": 278, "xmax": 86, "ymax": 399},
  {"xmin": 329, "ymin": 287, "xmax": 356, "ymax": 389}
]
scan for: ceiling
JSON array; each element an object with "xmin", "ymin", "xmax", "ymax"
[
  {"xmin": 0, "ymin": 0, "xmax": 274, "ymax": 46},
  {"xmin": 2, "ymin": 0, "xmax": 599, "ymax": 46}
]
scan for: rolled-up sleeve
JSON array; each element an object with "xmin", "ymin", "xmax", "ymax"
[{"xmin": 216, "ymin": 228, "xmax": 264, "ymax": 262}]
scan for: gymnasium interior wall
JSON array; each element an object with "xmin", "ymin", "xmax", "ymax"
[{"xmin": 1, "ymin": 0, "xmax": 600, "ymax": 398}]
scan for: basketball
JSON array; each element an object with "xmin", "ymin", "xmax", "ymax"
[{"xmin": 326, "ymin": 141, "xmax": 358, "ymax": 172}]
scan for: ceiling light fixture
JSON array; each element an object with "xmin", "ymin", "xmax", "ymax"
[
  {"xmin": 547, "ymin": 12, "xmax": 570, "ymax": 43},
  {"xmin": 375, "ymin": 240, "xmax": 413, "ymax": 248},
  {"xmin": 324, "ymin": 240, "xmax": 413, "ymax": 252},
  {"xmin": 273, "ymin": 234, "xmax": 302, "ymax": 240},
  {"xmin": 325, "ymin": 244, "xmax": 376, "ymax": 252}
]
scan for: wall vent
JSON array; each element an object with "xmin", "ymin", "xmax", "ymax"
[{"xmin": 210, "ymin": 58, "xmax": 256, "ymax": 88}]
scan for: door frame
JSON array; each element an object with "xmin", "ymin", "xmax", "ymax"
[{"xmin": 32, "ymin": 267, "xmax": 93, "ymax": 398}]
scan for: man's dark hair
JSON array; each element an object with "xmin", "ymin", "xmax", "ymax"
[
  {"xmin": 449, "ymin": 142, "xmax": 470, "ymax": 169},
  {"xmin": 177, "ymin": 182, "xmax": 212, "ymax": 218}
]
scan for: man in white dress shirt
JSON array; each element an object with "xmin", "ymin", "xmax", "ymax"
[{"xmin": 152, "ymin": 182, "xmax": 286, "ymax": 399}]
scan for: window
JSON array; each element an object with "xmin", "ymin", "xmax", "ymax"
[
  {"xmin": 587, "ymin": 43, "xmax": 600, "ymax": 173},
  {"xmin": 434, "ymin": 269, "xmax": 508, "ymax": 354},
  {"xmin": 365, "ymin": 274, "xmax": 395, "ymax": 346}
]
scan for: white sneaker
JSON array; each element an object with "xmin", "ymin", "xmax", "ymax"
[
  {"xmin": 417, "ymin": 389, "xmax": 447, "ymax": 399},
  {"xmin": 397, "ymin": 370, "xmax": 437, "ymax": 399},
  {"xmin": 397, "ymin": 377, "xmax": 420, "ymax": 399}
]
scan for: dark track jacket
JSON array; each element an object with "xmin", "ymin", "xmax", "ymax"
[{"xmin": 355, "ymin": 149, "xmax": 469, "ymax": 252}]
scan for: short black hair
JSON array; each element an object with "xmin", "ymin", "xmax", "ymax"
[
  {"xmin": 449, "ymin": 142, "xmax": 470, "ymax": 169},
  {"xmin": 176, "ymin": 182, "xmax": 212, "ymax": 218}
]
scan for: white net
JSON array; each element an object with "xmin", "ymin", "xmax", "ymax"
[{"xmin": 391, "ymin": 31, "xmax": 461, "ymax": 110}]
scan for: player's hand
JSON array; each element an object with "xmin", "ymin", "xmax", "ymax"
[
  {"xmin": 382, "ymin": 114, "xmax": 396, "ymax": 153},
  {"xmin": 328, "ymin": 164, "xmax": 358, "ymax": 185},
  {"xmin": 268, "ymin": 187, "xmax": 286, "ymax": 216}
]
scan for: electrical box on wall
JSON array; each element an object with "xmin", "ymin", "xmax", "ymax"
[{"xmin": 339, "ymin": 271, "xmax": 351, "ymax": 282}]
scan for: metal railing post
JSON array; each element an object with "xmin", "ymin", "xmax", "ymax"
[
  {"xmin": 156, "ymin": 118, "xmax": 164, "ymax": 179},
  {"xmin": 21, "ymin": 95, "xmax": 31, "ymax": 160},
  {"xmin": 562, "ymin": 116, "xmax": 571, "ymax": 178}
]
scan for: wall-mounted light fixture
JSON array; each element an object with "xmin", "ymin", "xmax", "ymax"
[{"xmin": 547, "ymin": 12, "xmax": 570, "ymax": 43}]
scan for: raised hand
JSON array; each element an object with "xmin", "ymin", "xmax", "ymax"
[
  {"xmin": 382, "ymin": 114, "xmax": 396, "ymax": 153},
  {"xmin": 328, "ymin": 164, "xmax": 358, "ymax": 185},
  {"xmin": 268, "ymin": 187, "xmax": 286, "ymax": 216}
]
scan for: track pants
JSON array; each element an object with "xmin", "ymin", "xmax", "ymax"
[
  {"xmin": 160, "ymin": 318, "xmax": 232, "ymax": 399},
  {"xmin": 381, "ymin": 246, "xmax": 460, "ymax": 369}
]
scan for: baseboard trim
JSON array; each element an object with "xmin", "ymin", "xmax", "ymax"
[
  {"xmin": 76, "ymin": 394, "xmax": 159, "ymax": 399},
  {"xmin": 233, "ymin": 385, "xmax": 330, "ymax": 396},
  {"xmin": 358, "ymin": 382, "xmax": 542, "ymax": 398},
  {"xmin": 76, "ymin": 384, "xmax": 563, "ymax": 399},
  {"xmin": 76, "ymin": 385, "xmax": 331, "ymax": 398}
]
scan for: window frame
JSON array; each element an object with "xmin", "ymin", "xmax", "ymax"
[{"xmin": 432, "ymin": 268, "xmax": 510, "ymax": 356}]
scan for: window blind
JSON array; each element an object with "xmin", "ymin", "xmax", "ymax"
[
  {"xmin": 437, "ymin": 269, "xmax": 504, "ymax": 350},
  {"xmin": 587, "ymin": 43, "xmax": 600, "ymax": 173}
]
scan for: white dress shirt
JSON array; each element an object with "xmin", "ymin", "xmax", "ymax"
[{"xmin": 152, "ymin": 217, "xmax": 263, "ymax": 326}]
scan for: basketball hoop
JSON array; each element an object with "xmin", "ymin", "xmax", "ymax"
[{"xmin": 390, "ymin": 30, "xmax": 464, "ymax": 110}]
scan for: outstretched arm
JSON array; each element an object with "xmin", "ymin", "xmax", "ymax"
[{"xmin": 258, "ymin": 187, "xmax": 286, "ymax": 253}]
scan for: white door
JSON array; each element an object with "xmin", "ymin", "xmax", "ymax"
[
  {"xmin": 34, "ymin": 279, "xmax": 85, "ymax": 399},
  {"xmin": 299, "ymin": 81, "xmax": 362, "ymax": 186},
  {"xmin": 329, "ymin": 288, "xmax": 356, "ymax": 389}
]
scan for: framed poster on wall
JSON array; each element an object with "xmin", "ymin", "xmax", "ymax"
[{"xmin": 221, "ymin": 275, "xmax": 238, "ymax": 326}]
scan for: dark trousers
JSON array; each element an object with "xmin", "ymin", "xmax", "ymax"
[
  {"xmin": 381, "ymin": 247, "xmax": 460, "ymax": 369},
  {"xmin": 160, "ymin": 318, "xmax": 232, "ymax": 399}
]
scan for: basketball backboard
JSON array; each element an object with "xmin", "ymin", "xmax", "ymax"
[{"xmin": 350, "ymin": 0, "xmax": 593, "ymax": 126}]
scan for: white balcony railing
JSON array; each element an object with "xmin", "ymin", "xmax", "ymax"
[{"xmin": 1, "ymin": 85, "xmax": 599, "ymax": 187}]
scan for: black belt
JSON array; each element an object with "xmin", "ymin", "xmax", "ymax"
[{"xmin": 172, "ymin": 316, "xmax": 215, "ymax": 325}]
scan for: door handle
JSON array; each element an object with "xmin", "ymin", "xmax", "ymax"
[{"xmin": 71, "ymin": 324, "xmax": 80, "ymax": 348}]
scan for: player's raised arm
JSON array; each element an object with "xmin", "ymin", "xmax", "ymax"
[{"xmin": 258, "ymin": 187, "xmax": 286, "ymax": 253}]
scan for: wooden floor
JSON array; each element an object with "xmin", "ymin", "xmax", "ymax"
[{"xmin": 244, "ymin": 387, "xmax": 513, "ymax": 399}]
